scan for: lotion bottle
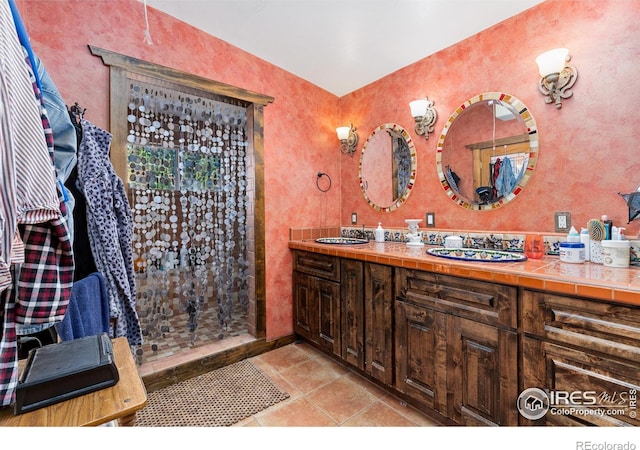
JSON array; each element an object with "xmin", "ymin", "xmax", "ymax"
[
  {"xmin": 375, "ymin": 223, "xmax": 385, "ymax": 243},
  {"xmin": 580, "ymin": 227, "xmax": 591, "ymax": 261}
]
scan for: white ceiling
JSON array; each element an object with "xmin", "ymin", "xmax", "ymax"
[{"xmin": 145, "ymin": 0, "xmax": 544, "ymax": 97}]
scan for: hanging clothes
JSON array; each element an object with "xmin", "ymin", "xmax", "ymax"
[
  {"xmin": 0, "ymin": 78, "xmax": 16, "ymax": 295},
  {"xmin": 0, "ymin": 0, "xmax": 74, "ymax": 406},
  {"xmin": 65, "ymin": 108, "xmax": 98, "ymax": 281},
  {"xmin": 55, "ymin": 271, "xmax": 110, "ymax": 341},
  {"xmin": 33, "ymin": 54, "xmax": 78, "ymax": 236},
  {"xmin": 491, "ymin": 158, "xmax": 502, "ymax": 200},
  {"xmin": 75, "ymin": 119, "xmax": 142, "ymax": 346},
  {"xmin": 495, "ymin": 156, "xmax": 517, "ymax": 198}
]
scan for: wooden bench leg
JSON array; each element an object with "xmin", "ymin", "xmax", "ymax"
[{"xmin": 118, "ymin": 413, "xmax": 137, "ymax": 427}]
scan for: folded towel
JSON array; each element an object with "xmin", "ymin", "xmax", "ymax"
[{"xmin": 55, "ymin": 272, "xmax": 110, "ymax": 341}]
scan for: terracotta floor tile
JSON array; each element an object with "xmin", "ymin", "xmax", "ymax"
[
  {"xmin": 306, "ymin": 377, "xmax": 378, "ymax": 424},
  {"xmin": 380, "ymin": 397, "xmax": 442, "ymax": 426},
  {"xmin": 343, "ymin": 371, "xmax": 390, "ymax": 399},
  {"xmin": 236, "ymin": 417, "xmax": 260, "ymax": 426},
  {"xmin": 261, "ymin": 371, "xmax": 305, "ymax": 401},
  {"xmin": 253, "ymin": 343, "xmax": 312, "ymax": 373},
  {"xmin": 290, "ymin": 341, "xmax": 326, "ymax": 359},
  {"xmin": 256, "ymin": 398, "xmax": 337, "ymax": 426},
  {"xmin": 313, "ymin": 353, "xmax": 352, "ymax": 376},
  {"xmin": 147, "ymin": 341, "xmax": 439, "ymax": 428},
  {"xmin": 279, "ymin": 358, "xmax": 342, "ymax": 394},
  {"xmin": 342, "ymin": 401, "xmax": 419, "ymax": 427},
  {"xmin": 249, "ymin": 345, "xmax": 437, "ymax": 427}
]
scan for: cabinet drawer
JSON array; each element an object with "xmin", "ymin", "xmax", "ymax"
[
  {"xmin": 395, "ymin": 268, "xmax": 517, "ymax": 329},
  {"xmin": 293, "ymin": 251, "xmax": 340, "ymax": 281},
  {"xmin": 522, "ymin": 337, "xmax": 640, "ymax": 426},
  {"xmin": 521, "ymin": 290, "xmax": 640, "ymax": 362}
]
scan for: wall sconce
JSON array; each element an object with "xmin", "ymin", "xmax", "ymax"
[
  {"xmin": 336, "ymin": 124, "xmax": 358, "ymax": 156},
  {"xmin": 409, "ymin": 97, "xmax": 437, "ymax": 138},
  {"xmin": 535, "ymin": 48, "xmax": 578, "ymax": 109}
]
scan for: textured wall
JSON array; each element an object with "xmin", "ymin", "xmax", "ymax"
[
  {"xmin": 18, "ymin": 0, "xmax": 340, "ymax": 340},
  {"xmin": 17, "ymin": 0, "xmax": 640, "ymax": 341},
  {"xmin": 340, "ymin": 0, "xmax": 640, "ymax": 238}
]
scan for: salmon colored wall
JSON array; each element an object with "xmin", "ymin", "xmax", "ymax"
[
  {"xmin": 17, "ymin": 0, "xmax": 340, "ymax": 340},
  {"xmin": 16, "ymin": 0, "xmax": 640, "ymax": 342},
  {"xmin": 340, "ymin": 0, "xmax": 640, "ymax": 238}
]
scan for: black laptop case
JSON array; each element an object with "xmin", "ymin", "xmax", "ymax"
[{"xmin": 14, "ymin": 333, "xmax": 119, "ymax": 414}]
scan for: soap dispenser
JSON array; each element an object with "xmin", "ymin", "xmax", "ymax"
[{"xmin": 375, "ymin": 223, "xmax": 385, "ymax": 243}]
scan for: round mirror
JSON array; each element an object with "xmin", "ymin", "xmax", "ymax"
[
  {"xmin": 359, "ymin": 123, "xmax": 417, "ymax": 212},
  {"xmin": 436, "ymin": 92, "xmax": 538, "ymax": 211}
]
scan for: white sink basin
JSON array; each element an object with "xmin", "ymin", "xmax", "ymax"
[
  {"xmin": 315, "ymin": 237, "xmax": 369, "ymax": 245},
  {"xmin": 427, "ymin": 247, "xmax": 527, "ymax": 262}
]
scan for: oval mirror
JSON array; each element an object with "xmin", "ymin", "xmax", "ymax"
[
  {"xmin": 436, "ymin": 92, "xmax": 538, "ymax": 211},
  {"xmin": 359, "ymin": 123, "xmax": 417, "ymax": 212}
]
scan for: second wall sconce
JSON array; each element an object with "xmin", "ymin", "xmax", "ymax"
[
  {"xmin": 336, "ymin": 124, "xmax": 358, "ymax": 156},
  {"xmin": 409, "ymin": 97, "xmax": 437, "ymax": 139},
  {"xmin": 535, "ymin": 48, "xmax": 578, "ymax": 109}
]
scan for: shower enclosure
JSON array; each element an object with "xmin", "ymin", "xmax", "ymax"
[{"xmin": 91, "ymin": 47, "xmax": 272, "ymax": 365}]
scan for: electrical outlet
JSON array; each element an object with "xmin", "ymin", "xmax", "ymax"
[
  {"xmin": 426, "ymin": 212, "xmax": 435, "ymax": 228},
  {"xmin": 555, "ymin": 212, "xmax": 571, "ymax": 232},
  {"xmin": 351, "ymin": 212, "xmax": 357, "ymax": 224}
]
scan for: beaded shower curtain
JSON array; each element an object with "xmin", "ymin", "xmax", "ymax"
[{"xmin": 125, "ymin": 75, "xmax": 250, "ymax": 364}]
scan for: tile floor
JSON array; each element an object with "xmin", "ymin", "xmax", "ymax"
[{"xmin": 234, "ymin": 341, "xmax": 440, "ymax": 427}]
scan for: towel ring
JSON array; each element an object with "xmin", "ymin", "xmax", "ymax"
[{"xmin": 316, "ymin": 172, "xmax": 332, "ymax": 192}]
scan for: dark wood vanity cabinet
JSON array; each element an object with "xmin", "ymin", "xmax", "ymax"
[
  {"xmin": 292, "ymin": 251, "xmax": 341, "ymax": 356},
  {"xmin": 394, "ymin": 268, "xmax": 519, "ymax": 426},
  {"xmin": 291, "ymin": 248, "xmax": 640, "ymax": 427},
  {"xmin": 521, "ymin": 290, "xmax": 640, "ymax": 426},
  {"xmin": 293, "ymin": 252, "xmax": 393, "ymax": 384}
]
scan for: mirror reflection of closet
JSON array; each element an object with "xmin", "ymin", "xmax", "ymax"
[
  {"xmin": 359, "ymin": 123, "xmax": 416, "ymax": 212},
  {"xmin": 436, "ymin": 92, "xmax": 538, "ymax": 211}
]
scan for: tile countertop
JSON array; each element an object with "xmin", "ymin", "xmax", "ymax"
[{"xmin": 288, "ymin": 240, "xmax": 640, "ymax": 307}]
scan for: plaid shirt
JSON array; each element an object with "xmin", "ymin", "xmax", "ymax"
[
  {"xmin": 0, "ymin": 10, "xmax": 73, "ymax": 405},
  {"xmin": 0, "ymin": 219, "xmax": 73, "ymax": 406}
]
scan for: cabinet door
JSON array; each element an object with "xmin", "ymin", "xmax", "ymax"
[
  {"xmin": 293, "ymin": 271, "xmax": 340, "ymax": 356},
  {"xmin": 521, "ymin": 336, "xmax": 640, "ymax": 427},
  {"xmin": 316, "ymin": 276, "xmax": 341, "ymax": 357},
  {"xmin": 447, "ymin": 316, "xmax": 518, "ymax": 426},
  {"xmin": 341, "ymin": 260, "xmax": 364, "ymax": 369},
  {"xmin": 365, "ymin": 263, "xmax": 393, "ymax": 384},
  {"xmin": 293, "ymin": 271, "xmax": 314, "ymax": 341},
  {"xmin": 395, "ymin": 300, "xmax": 447, "ymax": 413}
]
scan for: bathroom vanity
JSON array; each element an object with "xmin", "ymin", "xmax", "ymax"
[{"xmin": 289, "ymin": 239, "xmax": 640, "ymax": 426}]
